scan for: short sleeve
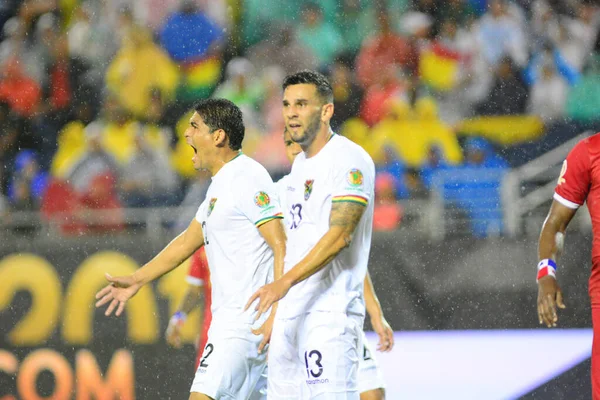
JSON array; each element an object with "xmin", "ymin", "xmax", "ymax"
[
  {"xmin": 194, "ymin": 198, "xmax": 207, "ymax": 224},
  {"xmin": 186, "ymin": 248, "xmax": 208, "ymax": 286},
  {"xmin": 331, "ymin": 152, "xmax": 374, "ymax": 207},
  {"xmin": 236, "ymin": 172, "xmax": 283, "ymax": 228},
  {"xmin": 554, "ymin": 139, "xmax": 591, "ymax": 209}
]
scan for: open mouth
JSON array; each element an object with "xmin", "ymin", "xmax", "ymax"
[{"xmin": 190, "ymin": 144, "xmax": 198, "ymax": 154}]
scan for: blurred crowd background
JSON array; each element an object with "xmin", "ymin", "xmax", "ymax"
[{"xmin": 1, "ymin": 0, "xmax": 599, "ymax": 237}]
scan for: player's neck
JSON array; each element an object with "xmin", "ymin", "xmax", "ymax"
[
  {"xmin": 303, "ymin": 126, "xmax": 333, "ymax": 159},
  {"xmin": 209, "ymin": 149, "xmax": 242, "ymax": 176}
]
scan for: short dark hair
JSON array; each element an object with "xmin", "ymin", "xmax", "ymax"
[
  {"xmin": 282, "ymin": 70, "xmax": 333, "ymax": 104},
  {"xmin": 193, "ymin": 98, "xmax": 245, "ymax": 150}
]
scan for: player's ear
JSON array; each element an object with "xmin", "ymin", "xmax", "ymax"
[
  {"xmin": 321, "ymin": 103, "xmax": 334, "ymax": 123},
  {"xmin": 213, "ymin": 128, "xmax": 228, "ymax": 148}
]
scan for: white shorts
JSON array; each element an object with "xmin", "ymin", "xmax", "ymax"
[
  {"xmin": 358, "ymin": 331, "xmax": 385, "ymax": 394},
  {"xmin": 190, "ymin": 323, "xmax": 267, "ymax": 399},
  {"xmin": 268, "ymin": 311, "xmax": 363, "ymax": 399}
]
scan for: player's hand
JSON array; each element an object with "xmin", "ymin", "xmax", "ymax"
[
  {"xmin": 252, "ymin": 311, "xmax": 275, "ymax": 354},
  {"xmin": 537, "ymin": 276, "xmax": 566, "ymax": 327},
  {"xmin": 371, "ymin": 314, "xmax": 394, "ymax": 352},
  {"xmin": 166, "ymin": 318, "xmax": 184, "ymax": 348},
  {"xmin": 245, "ymin": 278, "xmax": 291, "ymax": 322},
  {"xmin": 95, "ymin": 273, "xmax": 142, "ymax": 317}
]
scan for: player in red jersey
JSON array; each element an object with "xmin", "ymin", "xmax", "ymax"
[
  {"xmin": 166, "ymin": 247, "xmax": 212, "ymax": 369},
  {"xmin": 537, "ymin": 132, "xmax": 600, "ymax": 398}
]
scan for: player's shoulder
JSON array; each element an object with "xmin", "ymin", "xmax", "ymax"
[
  {"xmin": 275, "ymin": 174, "xmax": 289, "ymax": 190},
  {"xmin": 580, "ymin": 132, "xmax": 600, "ymax": 150},
  {"xmin": 330, "ymin": 134, "xmax": 375, "ymax": 169},
  {"xmin": 232, "ymin": 154, "xmax": 273, "ymax": 181}
]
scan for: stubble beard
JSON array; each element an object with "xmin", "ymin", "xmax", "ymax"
[{"xmin": 293, "ymin": 112, "xmax": 321, "ymax": 151}]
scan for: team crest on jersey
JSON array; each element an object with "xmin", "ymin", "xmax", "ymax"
[
  {"xmin": 254, "ymin": 191, "xmax": 271, "ymax": 208},
  {"xmin": 557, "ymin": 160, "xmax": 567, "ymax": 186},
  {"xmin": 304, "ymin": 179, "xmax": 314, "ymax": 200},
  {"xmin": 207, "ymin": 198, "xmax": 217, "ymax": 217},
  {"xmin": 347, "ymin": 169, "xmax": 364, "ymax": 187}
]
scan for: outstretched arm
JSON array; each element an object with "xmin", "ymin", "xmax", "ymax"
[
  {"xmin": 537, "ymin": 200, "xmax": 577, "ymax": 327},
  {"xmin": 96, "ymin": 219, "xmax": 205, "ymax": 316},
  {"xmin": 364, "ymin": 271, "xmax": 394, "ymax": 352}
]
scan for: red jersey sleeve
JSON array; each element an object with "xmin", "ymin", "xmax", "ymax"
[
  {"xmin": 186, "ymin": 248, "xmax": 209, "ymax": 286},
  {"xmin": 554, "ymin": 139, "xmax": 592, "ymax": 209}
]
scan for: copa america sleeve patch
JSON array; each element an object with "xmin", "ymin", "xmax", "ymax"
[{"xmin": 346, "ymin": 168, "xmax": 364, "ymax": 187}]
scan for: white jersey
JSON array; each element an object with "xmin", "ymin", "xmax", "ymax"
[
  {"xmin": 278, "ymin": 134, "xmax": 375, "ymax": 318},
  {"xmin": 274, "ymin": 174, "xmax": 290, "ymax": 226},
  {"xmin": 195, "ymin": 153, "xmax": 282, "ymax": 326}
]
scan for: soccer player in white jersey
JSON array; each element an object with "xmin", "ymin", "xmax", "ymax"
[
  {"xmin": 278, "ymin": 128, "xmax": 393, "ymax": 400},
  {"xmin": 95, "ymin": 98, "xmax": 286, "ymax": 400},
  {"xmin": 246, "ymin": 70, "xmax": 376, "ymax": 399}
]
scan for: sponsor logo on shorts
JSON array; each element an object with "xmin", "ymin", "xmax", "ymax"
[{"xmin": 306, "ymin": 378, "xmax": 330, "ymax": 385}]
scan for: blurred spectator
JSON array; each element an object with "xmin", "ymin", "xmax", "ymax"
[
  {"xmin": 566, "ymin": 53, "xmax": 600, "ymax": 122},
  {"xmin": 159, "ymin": 0, "xmax": 222, "ymax": 101},
  {"xmin": 474, "ymin": 0, "xmax": 527, "ymax": 67},
  {"xmin": 360, "ymin": 65, "xmax": 407, "ymax": 127},
  {"xmin": 172, "ymin": 171, "xmax": 211, "ymax": 234},
  {"xmin": 65, "ymin": 125, "xmax": 120, "ymax": 197},
  {"xmin": 373, "ymin": 172, "xmax": 403, "ymax": 231},
  {"xmin": 355, "ymin": 9, "xmax": 419, "ymax": 89},
  {"xmin": 106, "ymin": 26, "xmax": 179, "ymax": 118},
  {"xmin": 526, "ymin": 61, "xmax": 569, "ymax": 124},
  {"xmin": 335, "ymin": 0, "xmax": 377, "ymax": 56},
  {"xmin": 159, "ymin": 0, "xmax": 223, "ymax": 64},
  {"xmin": 414, "ymin": 97, "xmax": 463, "ymax": 165},
  {"xmin": 260, "ymin": 65, "xmax": 286, "ymax": 133},
  {"xmin": 241, "ymin": 0, "xmax": 337, "ymax": 48},
  {"xmin": 402, "ymin": 167, "xmax": 429, "ymax": 199},
  {"xmin": 67, "ymin": 2, "xmax": 117, "ymax": 88},
  {"xmin": 475, "ymin": 57, "xmax": 528, "ymax": 116},
  {"xmin": 371, "ymin": 97, "xmax": 462, "ymax": 168},
  {"xmin": 142, "ymin": 0, "xmax": 231, "ymax": 32},
  {"xmin": 120, "ymin": 133, "xmax": 179, "ymax": 207},
  {"xmin": 51, "ymin": 97, "xmax": 96, "ymax": 179},
  {"xmin": 8, "ymin": 150, "xmax": 48, "ymax": 211},
  {"xmin": 420, "ymin": 145, "xmax": 450, "ymax": 190},
  {"xmin": 423, "ymin": 19, "xmax": 481, "ymax": 123},
  {"xmin": 213, "ymin": 58, "xmax": 264, "ymax": 111},
  {"xmin": 0, "ymin": 56, "xmax": 41, "ymax": 118},
  {"xmin": 329, "ymin": 57, "xmax": 364, "ymax": 131},
  {"xmin": 419, "ymin": 19, "xmax": 476, "ymax": 93},
  {"xmin": 297, "ymin": 2, "xmax": 342, "ymax": 67},
  {"xmin": 77, "ymin": 173, "xmax": 125, "ymax": 234},
  {"xmin": 0, "ymin": 102, "xmax": 19, "ymax": 189},
  {"xmin": 439, "ymin": 0, "xmax": 476, "ymax": 27},
  {"xmin": 247, "ymin": 23, "xmax": 318, "ymax": 76}
]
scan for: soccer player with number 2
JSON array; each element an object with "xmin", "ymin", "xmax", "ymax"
[{"xmin": 95, "ymin": 99, "xmax": 285, "ymax": 400}]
